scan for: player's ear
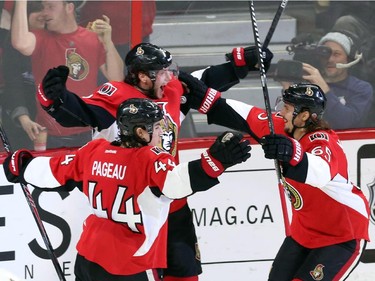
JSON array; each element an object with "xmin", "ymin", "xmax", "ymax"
[
  {"xmin": 135, "ymin": 127, "xmax": 143, "ymax": 139},
  {"xmin": 301, "ymin": 110, "xmax": 310, "ymax": 122},
  {"xmin": 135, "ymin": 127, "xmax": 149, "ymax": 142},
  {"xmin": 138, "ymin": 72, "xmax": 148, "ymax": 84}
]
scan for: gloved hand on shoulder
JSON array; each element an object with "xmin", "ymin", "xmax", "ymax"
[
  {"xmin": 225, "ymin": 46, "xmax": 274, "ymax": 79},
  {"xmin": 178, "ymin": 71, "xmax": 221, "ymax": 114},
  {"xmin": 38, "ymin": 65, "xmax": 70, "ymax": 109},
  {"xmin": 260, "ymin": 134, "xmax": 304, "ymax": 166},
  {"xmin": 201, "ymin": 131, "xmax": 251, "ymax": 178},
  {"xmin": 3, "ymin": 149, "xmax": 34, "ymax": 183}
]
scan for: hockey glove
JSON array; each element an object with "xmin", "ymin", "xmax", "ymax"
[
  {"xmin": 38, "ymin": 65, "xmax": 70, "ymax": 108},
  {"xmin": 178, "ymin": 71, "xmax": 221, "ymax": 114},
  {"xmin": 225, "ymin": 46, "xmax": 274, "ymax": 79},
  {"xmin": 260, "ymin": 134, "xmax": 304, "ymax": 166},
  {"xmin": 3, "ymin": 149, "xmax": 34, "ymax": 183},
  {"xmin": 201, "ymin": 131, "xmax": 251, "ymax": 178}
]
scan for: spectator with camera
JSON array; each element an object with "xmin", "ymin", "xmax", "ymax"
[{"xmin": 277, "ymin": 31, "xmax": 373, "ymax": 130}]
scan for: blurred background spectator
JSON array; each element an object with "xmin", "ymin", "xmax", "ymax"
[
  {"xmin": 1, "ymin": 1, "xmax": 45, "ymax": 150},
  {"xmin": 79, "ymin": 0, "xmax": 155, "ymax": 84},
  {"xmin": 10, "ymin": 0, "xmax": 124, "ymax": 149},
  {"xmin": 276, "ymin": 30, "xmax": 373, "ymax": 130}
]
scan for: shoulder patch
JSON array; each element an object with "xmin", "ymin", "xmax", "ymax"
[
  {"xmin": 256, "ymin": 111, "xmax": 282, "ymax": 121},
  {"xmin": 150, "ymin": 146, "xmax": 166, "ymax": 155},
  {"xmin": 308, "ymin": 132, "xmax": 329, "ymax": 142},
  {"xmin": 98, "ymin": 83, "xmax": 117, "ymax": 96},
  {"xmin": 257, "ymin": 112, "xmax": 269, "ymax": 121}
]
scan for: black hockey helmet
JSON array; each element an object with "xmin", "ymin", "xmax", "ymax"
[
  {"xmin": 282, "ymin": 83, "xmax": 327, "ymax": 120},
  {"xmin": 117, "ymin": 98, "xmax": 164, "ymax": 137},
  {"xmin": 125, "ymin": 43, "xmax": 172, "ymax": 76}
]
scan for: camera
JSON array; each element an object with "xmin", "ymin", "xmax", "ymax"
[
  {"xmin": 274, "ymin": 34, "xmax": 332, "ymax": 82},
  {"xmin": 274, "ymin": 60, "xmax": 304, "ymax": 82}
]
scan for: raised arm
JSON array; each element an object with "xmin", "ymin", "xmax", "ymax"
[
  {"xmin": 179, "ymin": 71, "xmax": 254, "ymax": 134},
  {"xmin": 95, "ymin": 15, "xmax": 124, "ymax": 82},
  {"xmin": 159, "ymin": 132, "xmax": 251, "ymax": 199},
  {"xmin": 178, "ymin": 71, "xmax": 286, "ymax": 141},
  {"xmin": 37, "ymin": 66, "xmax": 114, "ymax": 130},
  {"xmin": 194, "ymin": 46, "xmax": 273, "ymax": 92},
  {"xmin": 11, "ymin": 0, "xmax": 37, "ymax": 56},
  {"xmin": 3, "ymin": 133, "xmax": 251, "ymax": 196}
]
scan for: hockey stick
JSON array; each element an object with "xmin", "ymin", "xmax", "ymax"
[
  {"xmin": 248, "ymin": 0, "xmax": 291, "ymax": 236},
  {"xmin": 0, "ymin": 122, "xmax": 66, "ymax": 281},
  {"xmin": 263, "ymin": 0, "xmax": 289, "ymax": 49}
]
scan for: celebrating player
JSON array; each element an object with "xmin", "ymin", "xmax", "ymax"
[
  {"xmin": 3, "ymin": 98, "xmax": 251, "ymax": 281},
  {"xmin": 178, "ymin": 74, "xmax": 370, "ymax": 280},
  {"xmin": 36, "ymin": 42, "xmax": 271, "ymax": 280}
]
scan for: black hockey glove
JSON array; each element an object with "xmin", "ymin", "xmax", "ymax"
[
  {"xmin": 178, "ymin": 71, "xmax": 221, "ymax": 114},
  {"xmin": 260, "ymin": 134, "xmax": 304, "ymax": 166},
  {"xmin": 3, "ymin": 149, "xmax": 34, "ymax": 183},
  {"xmin": 225, "ymin": 46, "xmax": 274, "ymax": 79},
  {"xmin": 201, "ymin": 131, "xmax": 251, "ymax": 178},
  {"xmin": 38, "ymin": 65, "xmax": 70, "ymax": 109}
]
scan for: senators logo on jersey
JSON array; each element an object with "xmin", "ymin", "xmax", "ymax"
[
  {"xmin": 157, "ymin": 102, "xmax": 178, "ymax": 157},
  {"xmin": 309, "ymin": 264, "xmax": 325, "ymax": 281},
  {"xmin": 284, "ymin": 180, "xmax": 303, "ymax": 210}
]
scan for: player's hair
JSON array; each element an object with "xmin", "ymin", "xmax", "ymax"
[{"xmin": 114, "ymin": 98, "xmax": 164, "ymax": 147}]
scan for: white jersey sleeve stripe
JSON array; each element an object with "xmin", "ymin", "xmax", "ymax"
[
  {"xmin": 191, "ymin": 67, "xmax": 208, "ymax": 79},
  {"xmin": 321, "ymin": 174, "xmax": 369, "ymax": 218},
  {"xmin": 305, "ymin": 153, "xmax": 332, "ymax": 188},
  {"xmin": 135, "ymin": 187, "xmax": 172, "ymax": 256},
  {"xmin": 226, "ymin": 98, "xmax": 255, "ymax": 120},
  {"xmin": 305, "ymin": 154, "xmax": 368, "ymax": 218},
  {"xmin": 162, "ymin": 162, "xmax": 193, "ymax": 199},
  {"xmin": 24, "ymin": 157, "xmax": 61, "ymax": 188}
]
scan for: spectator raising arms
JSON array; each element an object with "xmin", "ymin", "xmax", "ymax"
[
  {"xmin": 79, "ymin": 0, "xmax": 156, "ymax": 59},
  {"xmin": 11, "ymin": 0, "xmax": 124, "ymax": 149}
]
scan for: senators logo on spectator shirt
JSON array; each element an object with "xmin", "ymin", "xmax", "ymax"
[{"xmin": 66, "ymin": 48, "xmax": 89, "ymax": 81}]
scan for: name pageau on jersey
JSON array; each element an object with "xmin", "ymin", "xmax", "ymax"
[{"xmin": 22, "ymin": 138, "xmax": 202, "ymax": 275}]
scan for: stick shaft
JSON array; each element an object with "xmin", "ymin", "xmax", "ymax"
[
  {"xmin": 248, "ymin": 0, "xmax": 291, "ymax": 236},
  {"xmin": 0, "ymin": 123, "xmax": 66, "ymax": 281},
  {"xmin": 248, "ymin": 1, "xmax": 274, "ymax": 133},
  {"xmin": 263, "ymin": 0, "xmax": 289, "ymax": 49}
]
